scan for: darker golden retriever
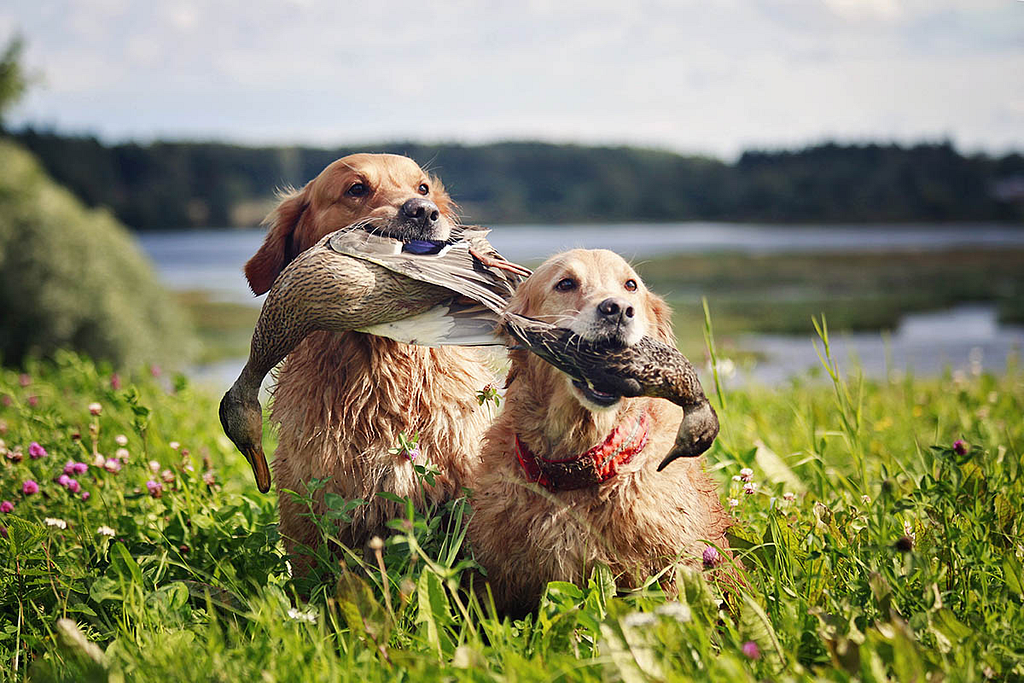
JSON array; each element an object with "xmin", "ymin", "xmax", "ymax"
[
  {"xmin": 468, "ymin": 249, "xmax": 733, "ymax": 613},
  {"xmin": 246, "ymin": 153, "xmax": 492, "ymax": 570}
]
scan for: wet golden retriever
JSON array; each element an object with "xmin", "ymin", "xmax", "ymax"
[
  {"xmin": 468, "ymin": 249, "xmax": 732, "ymax": 613},
  {"xmin": 246, "ymin": 153, "xmax": 492, "ymax": 570}
]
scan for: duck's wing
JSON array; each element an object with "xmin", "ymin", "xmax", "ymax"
[
  {"xmin": 327, "ymin": 226, "xmax": 530, "ymax": 314},
  {"xmin": 357, "ymin": 297, "xmax": 502, "ymax": 346}
]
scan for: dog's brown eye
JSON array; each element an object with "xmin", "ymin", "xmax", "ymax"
[
  {"xmin": 624, "ymin": 279, "xmax": 638, "ymax": 292},
  {"xmin": 418, "ymin": 183, "xmax": 429, "ymax": 195},
  {"xmin": 346, "ymin": 183, "xmax": 368, "ymax": 198},
  {"xmin": 555, "ymin": 278, "xmax": 577, "ymax": 292}
]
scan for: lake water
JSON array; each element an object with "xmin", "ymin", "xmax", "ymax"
[{"xmin": 136, "ymin": 223, "xmax": 1024, "ymax": 390}]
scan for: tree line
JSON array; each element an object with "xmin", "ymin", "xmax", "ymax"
[{"xmin": 6, "ymin": 128, "xmax": 1023, "ymax": 229}]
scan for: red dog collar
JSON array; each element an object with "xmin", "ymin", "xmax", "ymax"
[{"xmin": 514, "ymin": 408, "xmax": 651, "ymax": 491}]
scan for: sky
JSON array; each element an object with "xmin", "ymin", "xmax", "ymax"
[{"xmin": 1, "ymin": 0, "xmax": 1022, "ymax": 159}]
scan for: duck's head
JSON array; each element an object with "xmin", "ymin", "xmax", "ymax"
[
  {"xmin": 219, "ymin": 383, "xmax": 271, "ymax": 493},
  {"xmin": 505, "ymin": 249, "xmax": 673, "ymax": 413}
]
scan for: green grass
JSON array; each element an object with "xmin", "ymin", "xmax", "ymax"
[{"xmin": 1, "ymin": 340, "xmax": 1022, "ymax": 681}]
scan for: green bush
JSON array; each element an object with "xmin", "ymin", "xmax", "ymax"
[{"xmin": 0, "ymin": 140, "xmax": 195, "ymax": 368}]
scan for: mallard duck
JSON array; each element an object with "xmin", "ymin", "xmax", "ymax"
[
  {"xmin": 502, "ymin": 312, "xmax": 719, "ymax": 472},
  {"xmin": 219, "ymin": 224, "xmax": 531, "ymax": 492}
]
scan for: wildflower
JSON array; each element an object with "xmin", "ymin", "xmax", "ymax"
[
  {"xmin": 44, "ymin": 517, "xmax": 67, "ymax": 529},
  {"xmin": 169, "ymin": 441, "xmax": 180, "ymax": 450},
  {"xmin": 732, "ymin": 474, "xmax": 742, "ymax": 482},
  {"xmin": 184, "ymin": 464, "xmax": 195, "ymax": 472},
  {"xmin": 403, "ymin": 444, "xmax": 421, "ymax": 461},
  {"xmin": 739, "ymin": 467, "xmax": 754, "ymax": 482},
  {"xmin": 702, "ymin": 545, "xmax": 722, "ymax": 568},
  {"xmin": 0, "ymin": 501, "xmax": 13, "ymax": 513},
  {"xmin": 80, "ymin": 491, "xmax": 90, "ymax": 502},
  {"xmin": 287, "ymin": 607, "xmax": 316, "ymax": 623},
  {"xmin": 149, "ymin": 460, "xmax": 161, "ymax": 472},
  {"xmin": 115, "ymin": 448, "xmax": 130, "ymax": 460},
  {"xmin": 110, "ymin": 373, "xmax": 122, "ymax": 390},
  {"xmin": 22, "ymin": 480, "xmax": 39, "ymax": 495},
  {"xmin": 952, "ymin": 439, "xmax": 968, "ymax": 456},
  {"xmin": 27, "ymin": 396, "xmax": 38, "ymax": 407},
  {"xmin": 861, "ymin": 495, "xmax": 871, "ymax": 505},
  {"xmin": 655, "ymin": 601, "xmax": 692, "ymax": 622},
  {"xmin": 72, "ymin": 462, "xmax": 88, "ymax": 475},
  {"xmin": 97, "ymin": 525, "xmax": 116, "ymax": 537},
  {"xmin": 161, "ymin": 469, "xmax": 175, "ymax": 484},
  {"xmin": 93, "ymin": 453, "xmax": 106, "ymax": 467},
  {"xmin": 903, "ymin": 519, "xmax": 916, "ymax": 540},
  {"xmin": 743, "ymin": 482, "xmax": 757, "ymax": 495},
  {"xmin": 88, "ymin": 402, "xmax": 102, "ymax": 416},
  {"xmin": 742, "ymin": 641, "xmax": 761, "ymax": 659},
  {"xmin": 115, "ymin": 434, "xmax": 128, "ymax": 447},
  {"xmin": 67, "ymin": 479, "xmax": 81, "ymax": 494},
  {"xmin": 150, "ymin": 364, "xmax": 162, "ymax": 378},
  {"xmin": 369, "ymin": 536, "xmax": 384, "ymax": 551},
  {"xmin": 19, "ymin": 373, "xmax": 31, "ymax": 387},
  {"xmin": 622, "ymin": 612, "xmax": 657, "ymax": 628},
  {"xmin": 783, "ymin": 491, "xmax": 796, "ymax": 502},
  {"xmin": 63, "ymin": 461, "xmax": 76, "ymax": 476},
  {"xmin": 103, "ymin": 458, "xmax": 122, "ymax": 474},
  {"xmin": 728, "ymin": 498, "xmax": 739, "ymax": 508},
  {"xmin": 28, "ymin": 442, "xmax": 47, "ymax": 459},
  {"xmin": 202, "ymin": 471, "xmax": 216, "ymax": 486},
  {"xmin": 57, "ymin": 474, "xmax": 71, "ymax": 487},
  {"xmin": 146, "ymin": 480, "xmax": 163, "ymax": 498},
  {"xmin": 8, "ymin": 448, "xmax": 22, "ymax": 463}
]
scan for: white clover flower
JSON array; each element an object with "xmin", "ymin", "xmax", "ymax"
[
  {"xmin": 622, "ymin": 612, "xmax": 657, "ymax": 628},
  {"xmin": 728, "ymin": 498, "xmax": 739, "ymax": 507},
  {"xmin": 655, "ymin": 602, "xmax": 692, "ymax": 623},
  {"xmin": 861, "ymin": 495, "xmax": 871, "ymax": 505},
  {"xmin": 115, "ymin": 448, "xmax": 130, "ymax": 460},
  {"xmin": 149, "ymin": 460, "xmax": 161, "ymax": 472},
  {"xmin": 169, "ymin": 441, "xmax": 180, "ymax": 450},
  {"xmin": 743, "ymin": 482, "xmax": 757, "ymax": 495},
  {"xmin": 115, "ymin": 434, "xmax": 128, "ymax": 446},
  {"xmin": 783, "ymin": 492, "xmax": 796, "ymax": 502},
  {"xmin": 732, "ymin": 474, "xmax": 742, "ymax": 482},
  {"xmin": 903, "ymin": 520, "xmax": 916, "ymax": 540},
  {"xmin": 287, "ymin": 607, "xmax": 317, "ymax": 623},
  {"xmin": 739, "ymin": 467, "xmax": 754, "ymax": 482},
  {"xmin": 97, "ymin": 525, "xmax": 116, "ymax": 537},
  {"xmin": 93, "ymin": 453, "xmax": 106, "ymax": 467},
  {"xmin": 44, "ymin": 517, "xmax": 68, "ymax": 529},
  {"xmin": 88, "ymin": 402, "xmax": 103, "ymax": 416}
]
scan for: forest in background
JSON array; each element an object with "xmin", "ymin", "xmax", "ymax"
[{"xmin": 8, "ymin": 128, "xmax": 1024, "ymax": 230}]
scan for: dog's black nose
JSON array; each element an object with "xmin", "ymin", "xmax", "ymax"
[
  {"xmin": 400, "ymin": 198, "xmax": 440, "ymax": 229},
  {"xmin": 597, "ymin": 298, "xmax": 634, "ymax": 321}
]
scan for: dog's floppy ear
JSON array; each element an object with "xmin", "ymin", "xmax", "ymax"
[
  {"xmin": 244, "ymin": 186, "xmax": 309, "ymax": 295},
  {"xmin": 646, "ymin": 291, "xmax": 675, "ymax": 345}
]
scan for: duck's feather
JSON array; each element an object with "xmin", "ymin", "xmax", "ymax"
[
  {"xmin": 327, "ymin": 226, "xmax": 528, "ymax": 315},
  {"xmin": 358, "ymin": 298, "xmax": 505, "ymax": 347}
]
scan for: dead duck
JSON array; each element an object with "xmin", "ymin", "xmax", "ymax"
[
  {"xmin": 502, "ymin": 312, "xmax": 719, "ymax": 472},
  {"xmin": 219, "ymin": 223, "xmax": 530, "ymax": 492}
]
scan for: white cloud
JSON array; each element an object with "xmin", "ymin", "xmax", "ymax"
[{"xmin": 1, "ymin": 0, "xmax": 1021, "ymax": 157}]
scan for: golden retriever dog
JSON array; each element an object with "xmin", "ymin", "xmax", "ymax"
[
  {"xmin": 468, "ymin": 249, "xmax": 732, "ymax": 613},
  {"xmin": 245, "ymin": 153, "xmax": 493, "ymax": 569}
]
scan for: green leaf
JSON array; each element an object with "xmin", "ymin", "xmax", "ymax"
[
  {"xmin": 1004, "ymin": 555, "xmax": 1023, "ymax": 598},
  {"xmin": 110, "ymin": 542, "xmax": 144, "ymax": 586}
]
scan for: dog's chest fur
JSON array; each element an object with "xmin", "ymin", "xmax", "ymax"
[{"xmin": 271, "ymin": 330, "xmax": 492, "ymax": 547}]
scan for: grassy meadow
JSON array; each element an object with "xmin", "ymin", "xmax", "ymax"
[{"xmin": 1, "ymin": 319, "xmax": 1022, "ymax": 681}]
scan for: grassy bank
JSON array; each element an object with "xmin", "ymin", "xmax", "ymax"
[{"xmin": 1, "ymin": 337, "xmax": 1022, "ymax": 681}]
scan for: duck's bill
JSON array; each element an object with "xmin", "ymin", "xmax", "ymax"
[{"xmin": 244, "ymin": 446, "xmax": 272, "ymax": 493}]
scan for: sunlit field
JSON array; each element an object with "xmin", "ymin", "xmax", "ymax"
[{"xmin": 2, "ymin": 319, "xmax": 1022, "ymax": 681}]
